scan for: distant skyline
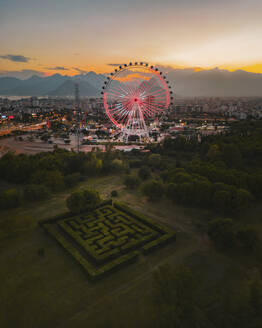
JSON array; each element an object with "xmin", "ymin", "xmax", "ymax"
[{"xmin": 1, "ymin": 0, "xmax": 262, "ymax": 77}]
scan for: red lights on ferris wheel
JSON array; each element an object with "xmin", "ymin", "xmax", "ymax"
[{"xmin": 102, "ymin": 62, "xmax": 174, "ymax": 139}]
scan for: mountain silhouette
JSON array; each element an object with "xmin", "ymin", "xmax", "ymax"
[{"xmin": 0, "ymin": 68, "xmax": 262, "ymax": 97}]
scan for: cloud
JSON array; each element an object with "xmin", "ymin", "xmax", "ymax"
[
  {"xmin": 107, "ymin": 63, "xmax": 126, "ymax": 67},
  {"xmin": 74, "ymin": 67, "xmax": 88, "ymax": 74},
  {"xmin": 0, "ymin": 54, "xmax": 31, "ymax": 63},
  {"xmin": 0, "ymin": 69, "xmax": 46, "ymax": 79},
  {"xmin": 46, "ymin": 66, "xmax": 68, "ymax": 71},
  {"xmin": 114, "ymin": 73, "xmax": 151, "ymax": 82}
]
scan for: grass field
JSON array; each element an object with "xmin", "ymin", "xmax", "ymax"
[{"xmin": 0, "ymin": 173, "xmax": 261, "ymax": 328}]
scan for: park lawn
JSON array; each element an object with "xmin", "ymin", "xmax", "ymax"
[
  {"xmin": 0, "ymin": 174, "xmax": 123, "ymax": 223},
  {"xmin": 0, "ymin": 174, "xmax": 199, "ymax": 328},
  {"xmin": 1, "ymin": 173, "xmax": 262, "ymax": 328}
]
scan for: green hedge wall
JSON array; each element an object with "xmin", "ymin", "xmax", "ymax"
[{"xmin": 42, "ymin": 223, "xmax": 139, "ymax": 280}]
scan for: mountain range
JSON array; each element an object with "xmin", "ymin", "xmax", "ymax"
[{"xmin": 0, "ymin": 68, "xmax": 262, "ymax": 97}]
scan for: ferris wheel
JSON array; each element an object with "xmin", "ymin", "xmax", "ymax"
[{"xmin": 101, "ymin": 62, "xmax": 173, "ymax": 141}]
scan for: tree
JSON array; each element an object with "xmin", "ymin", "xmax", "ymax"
[
  {"xmin": 0, "ymin": 188, "xmax": 21, "ymax": 209},
  {"xmin": 44, "ymin": 170, "xmax": 65, "ymax": 192},
  {"xmin": 179, "ymin": 182, "xmax": 194, "ymax": 204},
  {"xmin": 172, "ymin": 172, "xmax": 192, "ymax": 184},
  {"xmin": 66, "ymin": 189, "xmax": 101, "ymax": 214},
  {"xmin": 212, "ymin": 190, "xmax": 232, "ymax": 213},
  {"xmin": 207, "ymin": 144, "xmax": 222, "ymax": 162},
  {"xmin": 111, "ymin": 158, "xmax": 125, "ymax": 172},
  {"xmin": 222, "ymin": 143, "xmax": 242, "ymax": 168},
  {"xmin": 166, "ymin": 183, "xmax": 178, "ymax": 201},
  {"xmin": 193, "ymin": 179, "xmax": 212, "ymax": 207},
  {"xmin": 23, "ymin": 184, "xmax": 49, "ymax": 202},
  {"xmin": 138, "ymin": 166, "xmax": 151, "ymax": 180},
  {"xmin": 153, "ymin": 265, "xmax": 198, "ymax": 328},
  {"xmin": 64, "ymin": 172, "xmax": 81, "ymax": 188},
  {"xmin": 124, "ymin": 175, "xmax": 140, "ymax": 189},
  {"xmin": 142, "ymin": 180, "xmax": 164, "ymax": 201},
  {"xmin": 236, "ymin": 228, "xmax": 259, "ymax": 251},
  {"xmin": 82, "ymin": 156, "xmax": 102, "ymax": 176},
  {"xmin": 111, "ymin": 190, "xmax": 118, "ymax": 197},
  {"xmin": 148, "ymin": 154, "xmax": 162, "ymax": 170},
  {"xmin": 232, "ymin": 189, "xmax": 253, "ymax": 212},
  {"xmin": 249, "ymin": 275, "xmax": 262, "ymax": 316},
  {"xmin": 208, "ymin": 218, "xmax": 235, "ymax": 249}
]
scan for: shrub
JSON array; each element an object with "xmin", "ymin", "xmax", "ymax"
[
  {"xmin": 31, "ymin": 170, "xmax": 65, "ymax": 192},
  {"xmin": 212, "ymin": 190, "xmax": 232, "ymax": 214},
  {"xmin": 45, "ymin": 170, "xmax": 65, "ymax": 191},
  {"xmin": 111, "ymin": 190, "xmax": 118, "ymax": 197},
  {"xmin": 129, "ymin": 159, "xmax": 142, "ymax": 168},
  {"xmin": 111, "ymin": 159, "xmax": 125, "ymax": 172},
  {"xmin": 23, "ymin": 184, "xmax": 49, "ymax": 202},
  {"xmin": 208, "ymin": 218, "xmax": 235, "ymax": 249},
  {"xmin": 0, "ymin": 188, "xmax": 21, "ymax": 209},
  {"xmin": 124, "ymin": 175, "xmax": 140, "ymax": 189},
  {"xmin": 232, "ymin": 188, "xmax": 253, "ymax": 212},
  {"xmin": 166, "ymin": 183, "xmax": 178, "ymax": 200},
  {"xmin": 37, "ymin": 248, "xmax": 45, "ymax": 258},
  {"xmin": 148, "ymin": 154, "xmax": 161, "ymax": 169},
  {"xmin": 43, "ymin": 222, "xmax": 139, "ymax": 280},
  {"xmin": 66, "ymin": 189, "xmax": 101, "ymax": 214},
  {"xmin": 64, "ymin": 172, "xmax": 81, "ymax": 188},
  {"xmin": 142, "ymin": 180, "xmax": 164, "ymax": 201},
  {"xmin": 138, "ymin": 166, "xmax": 151, "ymax": 180},
  {"xmin": 236, "ymin": 228, "xmax": 259, "ymax": 251}
]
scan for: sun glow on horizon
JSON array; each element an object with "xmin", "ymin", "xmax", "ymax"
[{"xmin": 34, "ymin": 62, "xmax": 262, "ymax": 77}]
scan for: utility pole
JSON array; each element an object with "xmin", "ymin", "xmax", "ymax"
[{"xmin": 74, "ymin": 83, "xmax": 81, "ymax": 152}]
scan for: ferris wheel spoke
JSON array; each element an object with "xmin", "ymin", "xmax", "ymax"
[
  {"xmin": 140, "ymin": 105, "xmax": 152, "ymax": 118},
  {"xmin": 144, "ymin": 97, "xmax": 168, "ymax": 107},
  {"xmin": 143, "ymin": 101, "xmax": 166, "ymax": 113},
  {"xmin": 142, "ymin": 106, "xmax": 157, "ymax": 118},
  {"xmin": 110, "ymin": 106, "xmax": 129, "ymax": 120},
  {"xmin": 107, "ymin": 85, "xmax": 128, "ymax": 94},
  {"xmin": 107, "ymin": 87, "xmax": 128, "ymax": 98},
  {"xmin": 107, "ymin": 90, "xmax": 126, "ymax": 98},
  {"xmin": 117, "ymin": 82, "xmax": 134, "ymax": 97},
  {"xmin": 120, "ymin": 109, "xmax": 132, "ymax": 127},
  {"xmin": 123, "ymin": 81, "xmax": 135, "ymax": 97},
  {"xmin": 143, "ymin": 96, "xmax": 167, "ymax": 106},
  {"xmin": 142, "ymin": 99, "xmax": 164, "ymax": 113},
  {"xmin": 109, "ymin": 82, "xmax": 133, "ymax": 98},
  {"xmin": 151, "ymin": 99, "xmax": 169, "ymax": 108},
  {"xmin": 141, "ymin": 77, "xmax": 161, "ymax": 95},
  {"xmin": 144, "ymin": 98, "xmax": 166, "ymax": 109},
  {"xmin": 141, "ymin": 102, "xmax": 158, "ymax": 116},
  {"xmin": 104, "ymin": 63, "xmax": 171, "ymax": 137},
  {"xmin": 145, "ymin": 88, "xmax": 167, "ymax": 98},
  {"xmin": 112, "ymin": 102, "xmax": 132, "ymax": 118},
  {"xmin": 138, "ymin": 77, "xmax": 156, "ymax": 95}
]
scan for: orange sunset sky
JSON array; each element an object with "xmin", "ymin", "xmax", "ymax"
[{"xmin": 1, "ymin": 0, "xmax": 262, "ymax": 77}]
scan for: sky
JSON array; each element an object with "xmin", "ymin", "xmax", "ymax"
[{"xmin": 1, "ymin": 0, "xmax": 262, "ymax": 77}]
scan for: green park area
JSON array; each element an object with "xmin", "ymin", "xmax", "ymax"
[
  {"xmin": 1, "ymin": 120, "xmax": 262, "ymax": 328},
  {"xmin": 41, "ymin": 203, "xmax": 175, "ymax": 280}
]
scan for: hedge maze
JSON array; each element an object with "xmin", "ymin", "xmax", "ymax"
[{"xmin": 41, "ymin": 202, "xmax": 176, "ymax": 280}]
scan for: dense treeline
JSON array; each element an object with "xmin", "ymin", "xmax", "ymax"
[
  {"xmin": 137, "ymin": 120, "xmax": 262, "ymax": 215},
  {"xmin": 0, "ymin": 147, "xmax": 127, "ymax": 209},
  {"xmin": 153, "ymin": 264, "xmax": 262, "ymax": 328}
]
